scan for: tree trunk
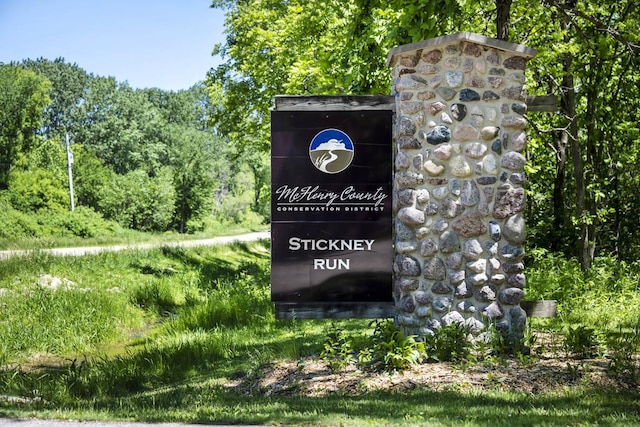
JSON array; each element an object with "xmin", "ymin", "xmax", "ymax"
[
  {"xmin": 558, "ymin": 2, "xmax": 590, "ymax": 271},
  {"xmin": 496, "ymin": 0, "xmax": 513, "ymax": 41},
  {"xmin": 552, "ymin": 130, "xmax": 567, "ymax": 252}
]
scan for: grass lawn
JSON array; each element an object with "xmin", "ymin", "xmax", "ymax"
[{"xmin": 0, "ymin": 239, "xmax": 638, "ymax": 426}]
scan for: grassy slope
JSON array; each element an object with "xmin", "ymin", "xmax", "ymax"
[{"xmin": 0, "ymin": 241, "xmax": 639, "ymax": 426}]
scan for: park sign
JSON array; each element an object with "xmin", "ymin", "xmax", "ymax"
[{"xmin": 271, "ymin": 96, "xmax": 394, "ymax": 318}]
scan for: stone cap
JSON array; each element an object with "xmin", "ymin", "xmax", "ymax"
[{"xmin": 387, "ymin": 32, "xmax": 537, "ymax": 67}]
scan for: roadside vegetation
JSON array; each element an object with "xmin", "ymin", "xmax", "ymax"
[{"xmin": 0, "ymin": 239, "xmax": 638, "ymax": 426}]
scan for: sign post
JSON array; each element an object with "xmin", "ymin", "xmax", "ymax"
[{"xmin": 271, "ymin": 102, "xmax": 394, "ymax": 318}]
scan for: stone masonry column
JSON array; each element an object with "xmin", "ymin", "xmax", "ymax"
[{"xmin": 387, "ymin": 33, "xmax": 536, "ymax": 342}]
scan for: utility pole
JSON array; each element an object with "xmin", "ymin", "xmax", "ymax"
[{"xmin": 65, "ymin": 133, "xmax": 75, "ymax": 211}]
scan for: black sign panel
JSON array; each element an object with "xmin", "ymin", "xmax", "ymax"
[{"xmin": 271, "ymin": 110, "xmax": 393, "ymax": 303}]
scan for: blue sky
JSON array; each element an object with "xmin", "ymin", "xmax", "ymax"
[{"xmin": 0, "ymin": 0, "xmax": 226, "ymax": 91}]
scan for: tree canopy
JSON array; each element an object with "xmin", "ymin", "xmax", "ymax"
[{"xmin": 208, "ymin": 0, "xmax": 640, "ymax": 266}]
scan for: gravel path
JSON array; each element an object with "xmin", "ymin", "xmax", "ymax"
[{"xmin": 0, "ymin": 231, "xmax": 270, "ymax": 260}]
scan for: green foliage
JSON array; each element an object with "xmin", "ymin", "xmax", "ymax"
[
  {"xmin": 0, "ymin": 64, "xmax": 50, "ymax": 188},
  {"xmin": 97, "ymin": 168, "xmax": 177, "ymax": 232},
  {"xmin": 424, "ymin": 323, "xmax": 472, "ymax": 362},
  {"xmin": 19, "ymin": 58, "xmax": 90, "ymax": 138},
  {"xmin": 563, "ymin": 325, "xmax": 599, "ymax": 359},
  {"xmin": 6, "ymin": 168, "xmax": 69, "ymax": 212},
  {"xmin": 363, "ymin": 320, "xmax": 425, "ymax": 371},
  {"xmin": 0, "ymin": 200, "xmax": 118, "ymax": 242},
  {"xmin": 321, "ymin": 327, "xmax": 354, "ymax": 373},
  {"xmin": 606, "ymin": 323, "xmax": 640, "ymax": 386}
]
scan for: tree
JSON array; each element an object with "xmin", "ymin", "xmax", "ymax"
[
  {"xmin": 207, "ymin": 0, "xmax": 465, "ymax": 150},
  {"xmin": 0, "ymin": 64, "xmax": 50, "ymax": 189},
  {"xmin": 19, "ymin": 58, "xmax": 90, "ymax": 139},
  {"xmin": 70, "ymin": 76, "xmax": 168, "ymax": 174},
  {"xmin": 518, "ymin": 0, "xmax": 640, "ymax": 267}
]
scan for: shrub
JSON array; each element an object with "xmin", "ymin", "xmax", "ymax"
[
  {"xmin": 98, "ymin": 168, "xmax": 176, "ymax": 231},
  {"xmin": 424, "ymin": 323, "xmax": 473, "ymax": 362}
]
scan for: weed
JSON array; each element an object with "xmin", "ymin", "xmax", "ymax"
[
  {"xmin": 320, "ymin": 327, "xmax": 354, "ymax": 373},
  {"xmin": 563, "ymin": 324, "xmax": 599, "ymax": 359},
  {"xmin": 364, "ymin": 320, "xmax": 425, "ymax": 372},
  {"xmin": 606, "ymin": 323, "xmax": 640, "ymax": 386},
  {"xmin": 424, "ymin": 323, "xmax": 472, "ymax": 362}
]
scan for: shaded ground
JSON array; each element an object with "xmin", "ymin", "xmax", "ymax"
[{"xmin": 229, "ymin": 334, "xmax": 638, "ymax": 397}]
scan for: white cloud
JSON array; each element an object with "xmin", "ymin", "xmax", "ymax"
[{"xmin": 314, "ymin": 139, "xmax": 349, "ymax": 151}]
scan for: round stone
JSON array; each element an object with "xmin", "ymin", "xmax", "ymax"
[
  {"xmin": 501, "ymin": 115, "xmax": 527, "ymax": 129},
  {"xmin": 428, "ymin": 101, "xmax": 447, "ymax": 115},
  {"xmin": 432, "ymin": 296, "xmax": 452, "ymax": 313},
  {"xmin": 501, "ymin": 152, "xmax": 526, "ymax": 171},
  {"xmin": 434, "ymin": 144, "xmax": 452, "ymax": 160},
  {"xmin": 503, "ymin": 56, "xmax": 527, "ymax": 70},
  {"xmin": 482, "ymin": 303, "xmax": 504, "ymax": 320},
  {"xmin": 398, "ymin": 294, "xmax": 416, "ymax": 313},
  {"xmin": 440, "ymin": 230, "xmax": 461, "ymax": 253},
  {"xmin": 466, "ymin": 317, "xmax": 485, "ymax": 333},
  {"xmin": 499, "ymin": 244, "xmax": 525, "ymax": 262},
  {"xmin": 460, "ymin": 88, "xmax": 481, "ymax": 101},
  {"xmin": 420, "ymin": 239, "xmax": 439, "ymax": 257},
  {"xmin": 488, "ymin": 221, "xmax": 501, "ymax": 241},
  {"xmin": 493, "ymin": 187, "xmax": 525, "ymax": 219},
  {"xmin": 415, "ymin": 305, "xmax": 431, "ymax": 318},
  {"xmin": 442, "ymin": 311, "xmax": 465, "ymax": 326},
  {"xmin": 438, "ymin": 87, "xmax": 457, "ymax": 101},
  {"xmin": 468, "ymin": 273, "xmax": 489, "ymax": 287},
  {"xmin": 504, "ymin": 213, "xmax": 526, "ymax": 243},
  {"xmin": 398, "ymin": 207, "xmax": 425, "ymax": 225},
  {"xmin": 501, "ymin": 86, "xmax": 524, "ymax": 100},
  {"xmin": 466, "ymin": 258, "xmax": 487, "ymax": 274},
  {"xmin": 455, "ymin": 282, "xmax": 474, "ymax": 298},
  {"xmin": 426, "ymin": 125, "xmax": 452, "ymax": 145},
  {"xmin": 422, "ymin": 49, "xmax": 443, "ymax": 64},
  {"xmin": 424, "ymin": 257, "xmax": 446, "ymax": 280},
  {"xmin": 424, "ymin": 160, "xmax": 445, "ymax": 176},
  {"xmin": 502, "ymin": 262, "xmax": 524, "ymax": 274},
  {"xmin": 448, "ymin": 269, "xmax": 466, "ymax": 285},
  {"xmin": 457, "ymin": 301, "xmax": 476, "ymax": 313},
  {"xmin": 450, "ymin": 155, "xmax": 473, "ymax": 177},
  {"xmin": 396, "ymin": 241, "xmax": 418, "ymax": 254},
  {"xmin": 464, "ymin": 142, "xmax": 488, "ymax": 159},
  {"xmin": 446, "ymin": 70, "xmax": 463, "ymax": 88},
  {"xmin": 507, "ymin": 273, "xmax": 526, "ymax": 288},
  {"xmin": 439, "ymin": 198, "xmax": 465, "ymax": 218},
  {"xmin": 395, "ymin": 171, "xmax": 424, "ymax": 187},
  {"xmin": 395, "ymin": 151, "xmax": 410, "ymax": 169},
  {"xmin": 452, "ymin": 211, "xmax": 486, "ymax": 237},
  {"xmin": 396, "ymin": 277, "xmax": 420, "ymax": 292},
  {"xmin": 396, "ymin": 221, "xmax": 415, "ymax": 241},
  {"xmin": 499, "ymin": 287, "xmax": 525, "ymax": 305},
  {"xmin": 414, "ymin": 291, "xmax": 432, "ymax": 304},
  {"xmin": 453, "ymin": 123, "xmax": 479, "ymax": 141},
  {"xmin": 461, "ymin": 180, "xmax": 480, "ymax": 207},
  {"xmin": 397, "ymin": 136, "xmax": 421, "ymax": 149},
  {"xmin": 432, "ymin": 281, "xmax": 453, "ymax": 294},
  {"xmin": 445, "ymin": 252, "xmax": 463, "ymax": 269},
  {"xmin": 396, "ymin": 255, "xmax": 421, "ymax": 276},
  {"xmin": 432, "ymin": 219, "xmax": 449, "ymax": 232},
  {"xmin": 451, "ymin": 103, "xmax": 467, "ymax": 121},
  {"xmin": 463, "ymin": 239, "xmax": 484, "ymax": 260}
]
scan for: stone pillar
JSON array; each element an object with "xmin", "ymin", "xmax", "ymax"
[{"xmin": 387, "ymin": 33, "xmax": 536, "ymax": 342}]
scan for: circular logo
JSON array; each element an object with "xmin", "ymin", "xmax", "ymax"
[{"xmin": 309, "ymin": 128, "xmax": 354, "ymax": 174}]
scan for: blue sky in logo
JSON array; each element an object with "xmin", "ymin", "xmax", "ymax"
[{"xmin": 310, "ymin": 129, "xmax": 354, "ymax": 152}]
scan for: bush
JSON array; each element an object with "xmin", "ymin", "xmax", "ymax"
[
  {"xmin": 98, "ymin": 168, "xmax": 176, "ymax": 231},
  {"xmin": 7, "ymin": 168, "xmax": 69, "ymax": 212}
]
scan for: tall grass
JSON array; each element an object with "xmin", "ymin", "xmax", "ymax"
[{"xmin": 0, "ymin": 242, "xmax": 638, "ymax": 425}]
